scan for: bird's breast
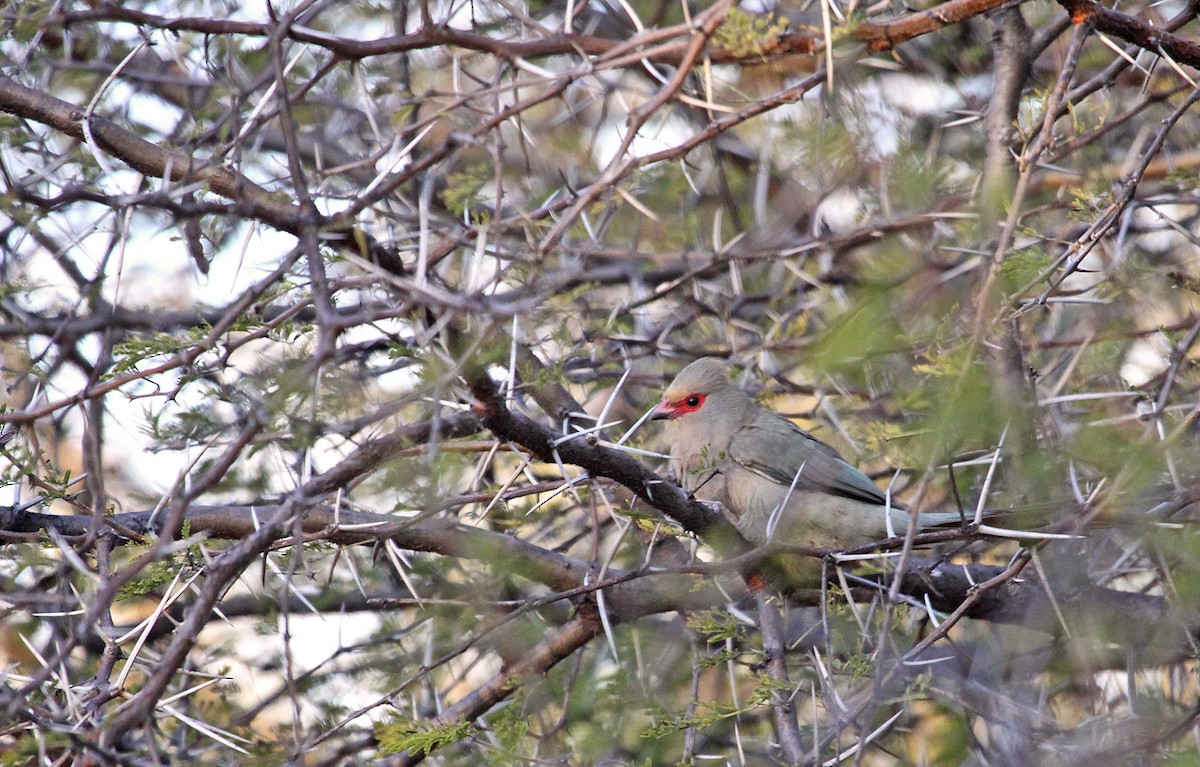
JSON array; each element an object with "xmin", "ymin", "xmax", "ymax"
[{"xmin": 671, "ymin": 448, "xmax": 728, "ymax": 503}]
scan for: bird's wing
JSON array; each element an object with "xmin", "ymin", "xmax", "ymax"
[{"xmin": 728, "ymin": 413, "xmax": 891, "ymax": 507}]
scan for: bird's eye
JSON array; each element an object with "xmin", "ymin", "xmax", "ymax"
[{"xmin": 685, "ymin": 395, "xmax": 700, "ymax": 407}]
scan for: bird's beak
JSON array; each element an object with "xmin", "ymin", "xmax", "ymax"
[{"xmin": 650, "ymin": 401, "xmax": 674, "ymax": 421}]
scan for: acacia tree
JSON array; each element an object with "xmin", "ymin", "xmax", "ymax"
[{"xmin": 2, "ymin": 0, "xmax": 1200, "ymax": 764}]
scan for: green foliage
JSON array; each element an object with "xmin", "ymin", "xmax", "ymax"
[
  {"xmin": 999, "ymin": 244, "xmax": 1053, "ymax": 294},
  {"xmin": 1066, "ymin": 422, "xmax": 1165, "ymax": 495},
  {"xmin": 109, "ymin": 330, "xmax": 201, "ymax": 377},
  {"xmin": 116, "ymin": 523, "xmax": 198, "ymax": 601},
  {"xmin": 1068, "ymin": 184, "xmax": 1110, "ymax": 219},
  {"xmin": 681, "ymin": 446, "xmax": 726, "ymax": 488},
  {"xmin": 385, "ymin": 339, "xmax": 417, "ymax": 359},
  {"xmin": 375, "ymin": 717, "xmax": 476, "ymax": 756},
  {"xmin": 624, "ymin": 505, "xmax": 687, "ymax": 537},
  {"xmin": 697, "ymin": 645, "xmax": 742, "ymax": 669},
  {"xmin": 918, "ymin": 702, "xmax": 972, "ymax": 766},
  {"xmin": 142, "ymin": 399, "xmax": 225, "ymax": 446},
  {"xmin": 808, "ymin": 289, "xmax": 906, "ymax": 380},
  {"xmin": 910, "ymin": 338, "xmax": 975, "ymax": 381},
  {"xmin": 0, "ymin": 272, "xmax": 32, "ymax": 301},
  {"xmin": 686, "ymin": 607, "xmax": 744, "ymax": 643},
  {"xmin": 889, "ymin": 149, "xmax": 946, "ymax": 213},
  {"xmin": 640, "ymin": 699, "xmax": 741, "ymax": 740},
  {"xmin": 115, "ymin": 555, "xmax": 179, "ymax": 600},
  {"xmin": 266, "ymin": 318, "xmax": 314, "ymax": 345},
  {"xmin": 642, "ymin": 674, "xmax": 779, "ymax": 740},
  {"xmin": 786, "ymin": 115, "xmax": 863, "ymax": 189},
  {"xmin": 441, "ymin": 164, "xmax": 493, "ymax": 222},
  {"xmin": 833, "ymin": 651, "xmax": 874, "ymax": 678},
  {"xmin": 712, "ymin": 9, "xmax": 788, "ymax": 59},
  {"xmin": 1164, "ymin": 750, "xmax": 1200, "ymax": 767},
  {"xmin": 387, "ymin": 105, "xmax": 417, "ymax": 128},
  {"xmin": 1146, "ymin": 525, "xmax": 1200, "ymax": 604},
  {"xmin": 1015, "ymin": 87, "xmax": 1051, "ymax": 147},
  {"xmin": 2, "ymin": 0, "xmax": 52, "ymax": 44},
  {"xmin": 0, "ymin": 459, "xmax": 76, "ymax": 503},
  {"xmin": 0, "ymin": 729, "xmax": 71, "ymax": 767},
  {"xmin": 560, "ymin": 661, "xmax": 663, "ymax": 759},
  {"xmin": 917, "ymin": 359, "xmax": 1005, "ymax": 463},
  {"xmin": 481, "ymin": 698, "xmax": 531, "ymax": 765}
]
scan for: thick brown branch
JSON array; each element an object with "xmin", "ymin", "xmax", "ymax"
[
  {"xmin": 0, "ymin": 75, "xmax": 396, "ymax": 265},
  {"xmin": 856, "ymin": 0, "xmax": 1018, "ymax": 51},
  {"xmin": 1059, "ymin": 0, "xmax": 1200, "ymax": 66},
  {"xmin": 0, "ymin": 76, "xmax": 293, "ymax": 229},
  {"xmin": 5, "ymin": 500, "xmax": 1193, "ymax": 653},
  {"xmin": 2, "ymin": 501, "xmax": 728, "ymax": 616},
  {"xmin": 465, "ymin": 375, "xmax": 742, "ymax": 547}
]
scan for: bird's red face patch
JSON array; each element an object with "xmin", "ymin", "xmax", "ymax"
[{"xmin": 657, "ymin": 393, "xmax": 706, "ymax": 419}]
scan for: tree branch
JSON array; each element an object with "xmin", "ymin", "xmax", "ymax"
[
  {"xmin": 0, "ymin": 75, "xmax": 399, "ymax": 267},
  {"xmin": 465, "ymin": 373, "xmax": 741, "ymax": 546},
  {"xmin": 1058, "ymin": 0, "xmax": 1200, "ymax": 66},
  {"xmin": 384, "ymin": 608, "xmax": 602, "ymax": 766}
]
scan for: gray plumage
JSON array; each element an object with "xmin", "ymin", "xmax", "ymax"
[{"xmin": 655, "ymin": 357, "xmax": 962, "ymax": 552}]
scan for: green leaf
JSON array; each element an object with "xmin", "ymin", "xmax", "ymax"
[{"xmin": 375, "ymin": 718, "xmax": 475, "ymax": 756}]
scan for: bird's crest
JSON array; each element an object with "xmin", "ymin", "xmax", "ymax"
[{"xmin": 663, "ymin": 357, "xmax": 731, "ymax": 402}]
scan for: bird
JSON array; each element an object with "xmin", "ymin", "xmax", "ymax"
[{"xmin": 652, "ymin": 357, "xmax": 965, "ymax": 562}]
